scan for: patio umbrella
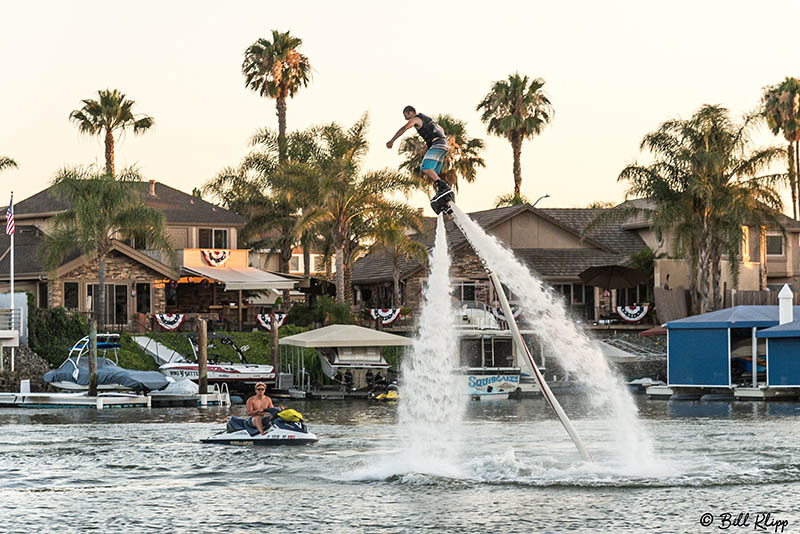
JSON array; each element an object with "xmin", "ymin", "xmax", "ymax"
[{"xmin": 579, "ymin": 265, "xmax": 649, "ymax": 290}]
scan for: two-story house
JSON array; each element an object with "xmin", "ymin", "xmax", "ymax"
[{"xmin": 0, "ymin": 180, "xmax": 296, "ymax": 330}]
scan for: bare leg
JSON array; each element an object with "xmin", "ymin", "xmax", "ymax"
[
  {"xmin": 421, "ymin": 168, "xmax": 440, "ymax": 185},
  {"xmin": 253, "ymin": 415, "xmax": 266, "ymax": 434}
]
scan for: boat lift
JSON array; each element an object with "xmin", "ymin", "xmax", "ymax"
[{"xmin": 434, "ymin": 194, "xmax": 593, "ymax": 461}]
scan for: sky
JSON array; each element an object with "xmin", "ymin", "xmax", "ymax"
[{"xmin": 1, "ymin": 0, "xmax": 798, "ymax": 215}]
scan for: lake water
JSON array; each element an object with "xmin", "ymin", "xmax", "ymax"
[{"xmin": 2, "ymin": 397, "xmax": 799, "ymax": 534}]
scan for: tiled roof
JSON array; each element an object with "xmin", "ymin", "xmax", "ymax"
[
  {"xmin": 13, "ymin": 181, "xmax": 244, "ymax": 226},
  {"xmin": 537, "ymin": 208, "xmax": 646, "ymax": 255},
  {"xmin": 352, "ymin": 204, "xmax": 647, "ymax": 284},
  {"xmin": 0, "ymin": 225, "xmax": 50, "ymax": 277},
  {"xmin": 514, "ymin": 249, "xmax": 630, "ymax": 278}
]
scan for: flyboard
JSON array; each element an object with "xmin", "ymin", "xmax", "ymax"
[{"xmin": 431, "ymin": 191, "xmax": 593, "ymax": 461}]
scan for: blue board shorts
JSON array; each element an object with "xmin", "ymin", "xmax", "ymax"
[{"xmin": 421, "ymin": 146, "xmax": 447, "ymax": 175}]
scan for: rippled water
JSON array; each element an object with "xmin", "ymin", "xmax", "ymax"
[{"xmin": 2, "ymin": 398, "xmax": 800, "ymax": 533}]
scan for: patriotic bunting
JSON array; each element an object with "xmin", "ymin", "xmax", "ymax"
[
  {"xmin": 155, "ymin": 313, "xmax": 186, "ymax": 330},
  {"xmin": 616, "ymin": 305, "xmax": 650, "ymax": 323},
  {"xmin": 257, "ymin": 313, "xmax": 287, "ymax": 331},
  {"xmin": 369, "ymin": 308, "xmax": 401, "ymax": 326},
  {"xmin": 201, "ymin": 249, "xmax": 230, "ymax": 267}
]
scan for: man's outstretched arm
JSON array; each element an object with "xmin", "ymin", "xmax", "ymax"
[{"xmin": 386, "ymin": 118, "xmax": 418, "ymax": 148}]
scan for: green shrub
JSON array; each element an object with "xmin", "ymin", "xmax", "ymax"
[{"xmin": 28, "ymin": 306, "xmax": 88, "ymax": 367}]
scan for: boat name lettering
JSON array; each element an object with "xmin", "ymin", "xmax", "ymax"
[{"xmin": 468, "ymin": 375, "xmax": 519, "ymax": 388}]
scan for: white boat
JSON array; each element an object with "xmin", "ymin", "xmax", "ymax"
[{"xmin": 158, "ymin": 334, "xmax": 275, "ymax": 392}]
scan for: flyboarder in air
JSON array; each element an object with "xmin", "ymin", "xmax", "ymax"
[{"xmin": 386, "ymin": 105, "xmax": 454, "ymax": 210}]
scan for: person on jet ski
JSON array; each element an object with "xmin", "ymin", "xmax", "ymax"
[{"xmin": 246, "ymin": 382, "xmax": 283, "ymax": 435}]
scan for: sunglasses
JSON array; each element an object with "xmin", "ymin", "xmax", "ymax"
[{"xmin": 256, "ymin": 388, "xmax": 265, "ymax": 391}]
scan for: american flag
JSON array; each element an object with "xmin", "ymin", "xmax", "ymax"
[{"xmin": 5, "ymin": 198, "xmax": 13, "ymax": 236}]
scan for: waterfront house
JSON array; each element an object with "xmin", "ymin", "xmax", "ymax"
[
  {"xmin": 352, "ymin": 203, "xmax": 651, "ymax": 327},
  {"xmin": 0, "ymin": 180, "xmax": 296, "ymax": 330}
]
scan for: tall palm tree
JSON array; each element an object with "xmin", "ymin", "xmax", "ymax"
[
  {"xmin": 287, "ymin": 116, "xmax": 420, "ymax": 303},
  {"xmin": 242, "ymin": 30, "xmax": 311, "ymax": 163},
  {"xmin": 614, "ymin": 105, "xmax": 785, "ymax": 313},
  {"xmin": 476, "ymin": 74, "xmax": 553, "ymax": 199},
  {"xmin": 69, "ymin": 90, "xmax": 154, "ymax": 176},
  {"xmin": 41, "ymin": 167, "xmax": 173, "ymax": 328},
  {"xmin": 763, "ymin": 77, "xmax": 800, "ymax": 219},
  {"xmin": 367, "ymin": 218, "xmax": 427, "ymax": 307},
  {"xmin": 398, "ymin": 114, "xmax": 485, "ymax": 192}
]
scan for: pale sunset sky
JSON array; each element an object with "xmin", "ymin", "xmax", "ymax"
[{"xmin": 1, "ymin": 1, "xmax": 798, "ymax": 215}]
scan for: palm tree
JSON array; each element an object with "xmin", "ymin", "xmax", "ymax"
[
  {"xmin": 763, "ymin": 78, "xmax": 800, "ymax": 219},
  {"xmin": 613, "ymin": 105, "xmax": 785, "ymax": 313},
  {"xmin": 494, "ymin": 192, "xmax": 530, "ymax": 208},
  {"xmin": 242, "ymin": 30, "xmax": 311, "ymax": 163},
  {"xmin": 0, "ymin": 156, "xmax": 17, "ymax": 173},
  {"xmin": 41, "ymin": 167, "xmax": 173, "ymax": 328},
  {"xmin": 367, "ymin": 218, "xmax": 427, "ymax": 307},
  {"xmin": 69, "ymin": 90, "xmax": 154, "ymax": 176},
  {"xmin": 288, "ymin": 116, "xmax": 420, "ymax": 303},
  {"xmin": 476, "ymin": 74, "xmax": 553, "ymax": 198},
  {"xmin": 398, "ymin": 114, "xmax": 485, "ymax": 192}
]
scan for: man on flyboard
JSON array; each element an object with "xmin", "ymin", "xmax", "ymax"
[{"xmin": 386, "ymin": 105, "xmax": 455, "ymax": 214}]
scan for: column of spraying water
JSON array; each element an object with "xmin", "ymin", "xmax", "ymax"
[
  {"xmin": 396, "ymin": 215, "xmax": 465, "ymax": 475},
  {"xmin": 453, "ymin": 211, "xmax": 656, "ymax": 465}
]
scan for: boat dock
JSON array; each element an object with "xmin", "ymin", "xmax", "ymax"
[
  {"xmin": 0, "ymin": 380, "xmax": 230, "ymax": 409},
  {"xmin": 0, "ymin": 391, "xmax": 152, "ymax": 409},
  {"xmin": 646, "ymin": 385, "xmax": 800, "ymax": 401}
]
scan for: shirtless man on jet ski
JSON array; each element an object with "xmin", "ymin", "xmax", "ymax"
[
  {"xmin": 246, "ymin": 382, "xmax": 282, "ymax": 435},
  {"xmin": 386, "ymin": 105, "xmax": 454, "ymax": 207}
]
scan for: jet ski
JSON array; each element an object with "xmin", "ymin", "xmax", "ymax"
[{"xmin": 201, "ymin": 408, "xmax": 318, "ymax": 446}]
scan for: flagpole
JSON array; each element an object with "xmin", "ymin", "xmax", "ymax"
[{"xmin": 9, "ymin": 191, "xmax": 14, "ymax": 374}]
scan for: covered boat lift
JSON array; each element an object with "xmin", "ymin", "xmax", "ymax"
[
  {"xmin": 279, "ymin": 324, "xmax": 411, "ymax": 393},
  {"xmin": 651, "ymin": 285, "xmax": 800, "ymax": 399}
]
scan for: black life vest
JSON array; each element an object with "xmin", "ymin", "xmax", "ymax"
[{"xmin": 414, "ymin": 113, "xmax": 446, "ymax": 148}]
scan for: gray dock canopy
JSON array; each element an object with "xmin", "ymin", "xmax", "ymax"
[{"xmin": 278, "ymin": 324, "xmax": 412, "ymax": 348}]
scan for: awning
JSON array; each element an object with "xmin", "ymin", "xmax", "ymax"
[
  {"xmin": 279, "ymin": 324, "xmax": 413, "ymax": 348},
  {"xmin": 183, "ymin": 266, "xmax": 297, "ymax": 291}
]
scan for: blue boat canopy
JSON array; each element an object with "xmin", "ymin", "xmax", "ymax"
[
  {"xmin": 666, "ymin": 305, "xmax": 800, "ymax": 330},
  {"xmin": 756, "ymin": 319, "xmax": 800, "ymax": 338}
]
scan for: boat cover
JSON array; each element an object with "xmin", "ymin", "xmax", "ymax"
[{"xmin": 43, "ymin": 357, "xmax": 169, "ymax": 391}]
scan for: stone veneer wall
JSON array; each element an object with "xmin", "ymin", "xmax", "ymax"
[{"xmin": 49, "ymin": 250, "xmax": 167, "ymax": 315}]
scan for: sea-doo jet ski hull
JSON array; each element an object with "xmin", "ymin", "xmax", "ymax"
[{"xmin": 201, "ymin": 412, "xmax": 318, "ymax": 446}]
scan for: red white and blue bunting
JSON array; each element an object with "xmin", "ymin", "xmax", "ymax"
[
  {"xmin": 491, "ymin": 307, "xmax": 522, "ymax": 322},
  {"xmin": 616, "ymin": 305, "xmax": 650, "ymax": 323},
  {"xmin": 257, "ymin": 313, "xmax": 287, "ymax": 331},
  {"xmin": 370, "ymin": 308, "xmax": 402, "ymax": 326},
  {"xmin": 155, "ymin": 313, "xmax": 185, "ymax": 331},
  {"xmin": 201, "ymin": 249, "xmax": 230, "ymax": 267}
]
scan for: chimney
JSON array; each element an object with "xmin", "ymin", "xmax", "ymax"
[
  {"xmin": 149, "ymin": 179, "xmax": 156, "ymax": 196},
  {"xmin": 779, "ymin": 283, "xmax": 793, "ymax": 325}
]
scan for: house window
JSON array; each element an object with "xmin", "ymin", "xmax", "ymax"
[
  {"xmin": 766, "ymin": 234, "xmax": 784, "ymax": 256},
  {"xmin": 571, "ymin": 283, "xmax": 584, "ymax": 304},
  {"xmin": 63, "ymin": 282, "xmax": 79, "ymax": 310},
  {"xmin": 289, "ymin": 255, "xmax": 301, "ymax": 272},
  {"xmin": 122, "ymin": 231, "xmax": 147, "ymax": 250},
  {"xmin": 136, "ymin": 283, "xmax": 151, "ymax": 314},
  {"xmin": 38, "ymin": 282, "xmax": 48, "ymax": 309},
  {"xmin": 741, "ymin": 226, "xmax": 749, "ymax": 259},
  {"xmin": 456, "ymin": 281, "xmax": 477, "ymax": 301},
  {"xmin": 199, "ymin": 228, "xmax": 229, "ymax": 249},
  {"xmin": 88, "ymin": 284, "xmax": 128, "ymax": 325},
  {"xmin": 165, "ymin": 284, "xmax": 178, "ymax": 307}
]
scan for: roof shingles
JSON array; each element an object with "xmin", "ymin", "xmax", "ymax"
[{"xmin": 352, "ymin": 204, "xmax": 647, "ymax": 284}]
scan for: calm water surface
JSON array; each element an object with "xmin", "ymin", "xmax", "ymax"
[{"xmin": 2, "ymin": 397, "xmax": 800, "ymax": 534}]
